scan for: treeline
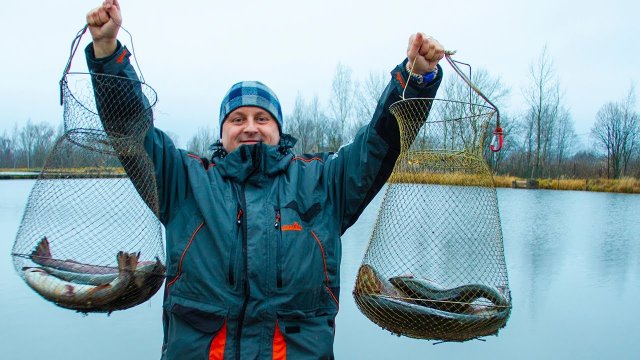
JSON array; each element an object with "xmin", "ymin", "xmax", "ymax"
[
  {"xmin": 274, "ymin": 48, "xmax": 640, "ymax": 180},
  {"xmin": 0, "ymin": 119, "xmax": 62, "ymax": 169},
  {"xmin": 3, "ymin": 48, "xmax": 639, "ymax": 179}
]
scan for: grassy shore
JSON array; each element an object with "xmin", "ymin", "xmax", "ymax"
[
  {"xmin": 475, "ymin": 175, "xmax": 640, "ymax": 194},
  {"xmin": 389, "ymin": 172, "xmax": 640, "ymax": 194},
  {"xmin": 2, "ymin": 168, "xmax": 638, "ymax": 194},
  {"xmin": 0, "ymin": 167, "xmax": 126, "ymax": 179}
]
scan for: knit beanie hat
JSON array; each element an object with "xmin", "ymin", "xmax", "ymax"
[{"xmin": 219, "ymin": 81, "xmax": 283, "ymax": 137}]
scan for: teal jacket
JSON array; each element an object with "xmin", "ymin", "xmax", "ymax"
[{"xmin": 86, "ymin": 42, "xmax": 441, "ymax": 360}]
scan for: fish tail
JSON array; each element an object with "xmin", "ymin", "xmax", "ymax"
[
  {"xmin": 31, "ymin": 236, "xmax": 51, "ymax": 260},
  {"xmin": 117, "ymin": 251, "xmax": 139, "ymax": 275}
]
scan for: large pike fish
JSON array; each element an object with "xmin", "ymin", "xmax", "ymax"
[
  {"xmin": 388, "ymin": 275, "xmax": 509, "ymax": 314},
  {"xmin": 24, "ymin": 251, "xmax": 137, "ymax": 311},
  {"xmin": 353, "ymin": 264, "xmax": 510, "ymax": 341}
]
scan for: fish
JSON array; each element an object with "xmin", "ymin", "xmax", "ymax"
[
  {"xmin": 27, "ymin": 237, "xmax": 166, "ymax": 312},
  {"xmin": 42, "ymin": 259, "xmax": 161, "ymax": 286},
  {"xmin": 93, "ymin": 258, "xmax": 166, "ymax": 312},
  {"xmin": 30, "ymin": 236, "xmax": 158, "ymax": 281},
  {"xmin": 388, "ymin": 276, "xmax": 509, "ymax": 314},
  {"xmin": 24, "ymin": 251, "xmax": 138, "ymax": 311},
  {"xmin": 353, "ymin": 264, "xmax": 403, "ymax": 297},
  {"xmin": 356, "ymin": 293, "xmax": 510, "ymax": 341},
  {"xmin": 353, "ymin": 264, "xmax": 510, "ymax": 341}
]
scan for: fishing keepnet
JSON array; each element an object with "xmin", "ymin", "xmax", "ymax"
[
  {"xmin": 11, "ymin": 26, "xmax": 165, "ymax": 313},
  {"xmin": 353, "ymin": 54, "xmax": 511, "ymax": 341}
]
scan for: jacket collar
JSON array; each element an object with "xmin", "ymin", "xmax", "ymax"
[{"xmin": 213, "ymin": 134, "xmax": 297, "ymax": 183}]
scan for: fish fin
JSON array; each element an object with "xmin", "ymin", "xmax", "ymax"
[
  {"xmin": 117, "ymin": 251, "xmax": 140, "ymax": 274},
  {"xmin": 31, "ymin": 236, "xmax": 52, "ymax": 260},
  {"xmin": 130, "ymin": 252, "xmax": 140, "ymax": 271}
]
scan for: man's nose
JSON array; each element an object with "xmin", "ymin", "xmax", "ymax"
[{"xmin": 243, "ymin": 118, "xmax": 258, "ymax": 132}]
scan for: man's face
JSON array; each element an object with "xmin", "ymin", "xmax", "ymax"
[{"xmin": 221, "ymin": 106, "xmax": 280, "ymax": 153}]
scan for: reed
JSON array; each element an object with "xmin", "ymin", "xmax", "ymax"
[
  {"xmin": 500, "ymin": 176, "xmax": 640, "ymax": 194},
  {"xmin": 387, "ymin": 172, "xmax": 640, "ymax": 194}
]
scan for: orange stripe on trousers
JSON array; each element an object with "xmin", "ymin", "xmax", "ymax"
[
  {"xmin": 209, "ymin": 322, "xmax": 227, "ymax": 360},
  {"xmin": 273, "ymin": 321, "xmax": 287, "ymax": 359}
]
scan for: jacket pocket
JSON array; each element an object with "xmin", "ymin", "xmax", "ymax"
[
  {"xmin": 276, "ymin": 207, "xmax": 326, "ymax": 310},
  {"xmin": 276, "ymin": 314, "xmax": 336, "ymax": 360},
  {"xmin": 165, "ymin": 303, "xmax": 227, "ymax": 360}
]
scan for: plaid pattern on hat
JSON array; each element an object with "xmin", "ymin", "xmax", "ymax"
[{"xmin": 219, "ymin": 81, "xmax": 283, "ymax": 137}]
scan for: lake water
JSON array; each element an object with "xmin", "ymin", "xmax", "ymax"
[{"xmin": 1, "ymin": 180, "xmax": 639, "ymax": 359}]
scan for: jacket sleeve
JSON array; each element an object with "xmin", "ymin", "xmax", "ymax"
[
  {"xmin": 85, "ymin": 41, "xmax": 188, "ymax": 224},
  {"xmin": 326, "ymin": 59, "xmax": 442, "ymax": 234}
]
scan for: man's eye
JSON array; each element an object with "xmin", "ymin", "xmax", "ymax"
[
  {"xmin": 231, "ymin": 117, "xmax": 243, "ymax": 123},
  {"xmin": 257, "ymin": 117, "xmax": 270, "ymax": 123}
]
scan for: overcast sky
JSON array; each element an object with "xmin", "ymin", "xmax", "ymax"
[{"xmin": 1, "ymin": 0, "xmax": 638, "ymax": 147}]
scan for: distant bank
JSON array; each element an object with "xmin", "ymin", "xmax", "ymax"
[
  {"xmin": 0, "ymin": 171, "xmax": 40, "ymax": 179},
  {"xmin": 2, "ymin": 170, "xmax": 638, "ymax": 194},
  {"xmin": 0, "ymin": 168, "xmax": 126, "ymax": 180},
  {"xmin": 494, "ymin": 176, "xmax": 640, "ymax": 194}
]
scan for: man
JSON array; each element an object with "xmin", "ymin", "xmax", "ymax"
[{"xmin": 86, "ymin": 1, "xmax": 444, "ymax": 358}]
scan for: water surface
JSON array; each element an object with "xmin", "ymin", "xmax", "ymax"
[{"xmin": 1, "ymin": 180, "xmax": 639, "ymax": 359}]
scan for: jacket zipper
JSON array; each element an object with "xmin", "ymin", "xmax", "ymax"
[
  {"xmin": 228, "ymin": 206, "xmax": 243, "ymax": 286},
  {"xmin": 235, "ymin": 184, "xmax": 249, "ymax": 360},
  {"xmin": 274, "ymin": 208, "xmax": 283, "ymax": 288}
]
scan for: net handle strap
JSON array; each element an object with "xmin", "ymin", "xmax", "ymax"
[
  {"xmin": 403, "ymin": 50, "xmax": 504, "ymax": 152},
  {"xmin": 59, "ymin": 24, "xmax": 89, "ymax": 105},
  {"xmin": 444, "ymin": 51, "xmax": 503, "ymax": 152},
  {"xmin": 59, "ymin": 22, "xmax": 146, "ymax": 106}
]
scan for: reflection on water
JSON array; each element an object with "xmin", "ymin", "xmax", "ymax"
[{"xmin": 1, "ymin": 181, "xmax": 639, "ymax": 359}]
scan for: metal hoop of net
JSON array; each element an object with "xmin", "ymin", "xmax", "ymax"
[
  {"xmin": 353, "ymin": 54, "xmax": 511, "ymax": 341},
  {"xmin": 11, "ymin": 26, "xmax": 165, "ymax": 313}
]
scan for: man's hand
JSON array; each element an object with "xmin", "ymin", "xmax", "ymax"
[
  {"xmin": 406, "ymin": 33, "xmax": 445, "ymax": 74},
  {"xmin": 87, "ymin": 0, "xmax": 122, "ymax": 58}
]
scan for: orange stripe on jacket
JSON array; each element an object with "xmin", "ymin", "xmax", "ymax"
[
  {"xmin": 166, "ymin": 221, "xmax": 205, "ymax": 292},
  {"xmin": 292, "ymin": 156, "xmax": 324, "ymax": 163},
  {"xmin": 273, "ymin": 321, "xmax": 287, "ymax": 360},
  {"xmin": 116, "ymin": 49, "xmax": 129, "ymax": 64},
  {"xmin": 208, "ymin": 322, "xmax": 227, "ymax": 360},
  {"xmin": 395, "ymin": 71, "xmax": 406, "ymax": 89},
  {"xmin": 311, "ymin": 230, "xmax": 339, "ymax": 309}
]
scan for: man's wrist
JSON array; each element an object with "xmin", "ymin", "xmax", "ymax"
[
  {"xmin": 405, "ymin": 62, "xmax": 438, "ymax": 85},
  {"xmin": 93, "ymin": 39, "xmax": 118, "ymax": 59}
]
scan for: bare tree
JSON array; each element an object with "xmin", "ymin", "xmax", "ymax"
[
  {"xmin": 0, "ymin": 130, "xmax": 15, "ymax": 168},
  {"xmin": 620, "ymin": 86, "xmax": 639, "ymax": 175},
  {"xmin": 286, "ymin": 93, "xmax": 318, "ymax": 154},
  {"xmin": 523, "ymin": 46, "xmax": 562, "ymax": 178},
  {"xmin": 328, "ymin": 63, "xmax": 355, "ymax": 145},
  {"xmin": 17, "ymin": 119, "xmax": 56, "ymax": 168},
  {"xmin": 186, "ymin": 126, "xmax": 216, "ymax": 158},
  {"xmin": 308, "ymin": 95, "xmax": 332, "ymax": 153},
  {"xmin": 591, "ymin": 86, "xmax": 640, "ymax": 178},
  {"xmin": 351, "ymin": 70, "xmax": 387, "ymax": 140},
  {"xmin": 552, "ymin": 106, "xmax": 576, "ymax": 176}
]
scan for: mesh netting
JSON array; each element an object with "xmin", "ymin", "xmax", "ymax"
[
  {"xmin": 353, "ymin": 59, "xmax": 511, "ymax": 341},
  {"xmin": 12, "ymin": 35, "xmax": 165, "ymax": 313}
]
